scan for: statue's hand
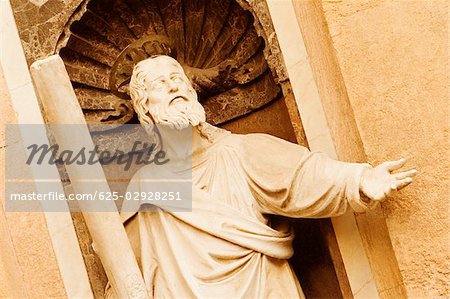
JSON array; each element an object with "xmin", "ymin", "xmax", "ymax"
[{"xmin": 360, "ymin": 158, "xmax": 417, "ymax": 202}]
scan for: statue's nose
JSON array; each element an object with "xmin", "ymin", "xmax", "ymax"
[{"xmin": 168, "ymin": 80, "xmax": 179, "ymax": 93}]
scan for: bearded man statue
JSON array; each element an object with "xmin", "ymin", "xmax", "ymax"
[{"xmin": 108, "ymin": 55, "xmax": 416, "ymax": 298}]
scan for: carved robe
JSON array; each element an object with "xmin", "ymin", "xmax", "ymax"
[{"xmin": 118, "ymin": 124, "xmax": 376, "ymax": 298}]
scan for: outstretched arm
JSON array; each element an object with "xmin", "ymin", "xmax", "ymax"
[
  {"xmin": 360, "ymin": 158, "xmax": 416, "ymax": 202},
  {"xmin": 238, "ymin": 133, "xmax": 417, "ymax": 218}
]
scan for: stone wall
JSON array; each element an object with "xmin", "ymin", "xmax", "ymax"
[
  {"xmin": 321, "ymin": 0, "xmax": 449, "ymax": 296},
  {"xmin": 0, "ymin": 66, "xmax": 67, "ymax": 298}
]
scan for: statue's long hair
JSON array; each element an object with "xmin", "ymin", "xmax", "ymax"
[
  {"xmin": 129, "ymin": 56, "xmax": 163, "ymax": 147},
  {"xmin": 130, "ymin": 59, "xmax": 154, "ymax": 128}
]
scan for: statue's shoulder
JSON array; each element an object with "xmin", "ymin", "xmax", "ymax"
[
  {"xmin": 198, "ymin": 122, "xmax": 290, "ymax": 152},
  {"xmin": 197, "ymin": 122, "xmax": 231, "ymax": 143},
  {"xmin": 223, "ymin": 130, "xmax": 297, "ymax": 155},
  {"xmin": 198, "ymin": 122, "xmax": 274, "ymax": 141}
]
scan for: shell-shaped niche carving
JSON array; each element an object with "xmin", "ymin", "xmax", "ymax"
[{"xmin": 57, "ymin": 0, "xmax": 281, "ymax": 128}]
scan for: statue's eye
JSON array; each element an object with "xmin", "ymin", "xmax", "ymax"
[
  {"xmin": 172, "ymin": 76, "xmax": 182, "ymax": 83},
  {"xmin": 152, "ymin": 80, "xmax": 165, "ymax": 90}
]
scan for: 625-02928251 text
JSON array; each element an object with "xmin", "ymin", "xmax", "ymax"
[{"xmin": 9, "ymin": 191, "xmax": 183, "ymax": 202}]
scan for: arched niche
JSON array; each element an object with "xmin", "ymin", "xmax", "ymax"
[{"xmin": 55, "ymin": 0, "xmax": 289, "ymax": 128}]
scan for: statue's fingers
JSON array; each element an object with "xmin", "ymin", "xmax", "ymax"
[
  {"xmin": 394, "ymin": 177, "xmax": 413, "ymax": 190},
  {"xmin": 394, "ymin": 169, "xmax": 417, "ymax": 180},
  {"xmin": 390, "ymin": 183, "xmax": 398, "ymax": 191},
  {"xmin": 383, "ymin": 158, "xmax": 406, "ymax": 171},
  {"xmin": 373, "ymin": 192, "xmax": 386, "ymax": 201}
]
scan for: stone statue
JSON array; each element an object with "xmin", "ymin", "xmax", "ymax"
[{"xmin": 110, "ymin": 55, "xmax": 416, "ymax": 298}]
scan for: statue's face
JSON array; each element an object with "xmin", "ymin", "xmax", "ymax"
[
  {"xmin": 132, "ymin": 56, "xmax": 205, "ymax": 129},
  {"xmin": 142, "ymin": 57, "xmax": 197, "ymax": 108}
]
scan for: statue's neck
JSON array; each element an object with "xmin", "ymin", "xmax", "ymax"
[{"xmin": 156, "ymin": 122, "xmax": 217, "ymax": 161}]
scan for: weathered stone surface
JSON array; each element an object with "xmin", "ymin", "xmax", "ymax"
[
  {"xmin": 321, "ymin": 0, "xmax": 449, "ymax": 296},
  {"xmin": 236, "ymin": 0, "xmax": 290, "ymax": 83},
  {"xmin": 69, "ymin": 210, "xmax": 108, "ymax": 299},
  {"xmin": 201, "ymin": 2, "xmax": 250, "ymax": 68},
  {"xmin": 75, "ymin": 87, "xmax": 134, "ymax": 124},
  {"xmin": 60, "ymin": 48, "xmax": 111, "ymax": 90},
  {"xmin": 10, "ymin": 0, "xmax": 83, "ymax": 62},
  {"xmin": 203, "ymin": 71, "xmax": 280, "ymax": 124}
]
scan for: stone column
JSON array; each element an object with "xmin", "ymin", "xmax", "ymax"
[{"xmin": 30, "ymin": 55, "xmax": 149, "ymax": 299}]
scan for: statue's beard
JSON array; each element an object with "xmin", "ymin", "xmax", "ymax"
[{"xmin": 148, "ymin": 98, "xmax": 206, "ymax": 130}]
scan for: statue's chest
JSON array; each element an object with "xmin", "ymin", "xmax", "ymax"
[{"xmin": 192, "ymin": 147, "xmax": 257, "ymax": 215}]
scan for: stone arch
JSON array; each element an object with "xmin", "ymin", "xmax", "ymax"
[{"xmin": 55, "ymin": 0, "xmax": 289, "ymax": 128}]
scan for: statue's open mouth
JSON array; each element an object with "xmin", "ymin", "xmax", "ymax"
[{"xmin": 169, "ymin": 96, "xmax": 189, "ymax": 105}]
